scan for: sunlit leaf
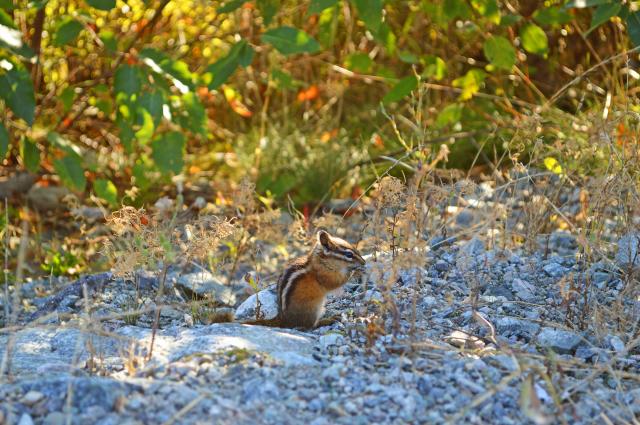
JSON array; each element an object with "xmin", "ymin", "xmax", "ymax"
[
  {"xmin": 483, "ymin": 36, "xmax": 516, "ymax": 70},
  {"xmin": 54, "ymin": 153, "xmax": 86, "ymax": 191},
  {"xmin": 308, "ymin": 0, "xmax": 337, "ymax": 15},
  {"xmin": 435, "ymin": 103, "xmax": 463, "ymax": 128},
  {"xmin": 54, "ymin": 17, "xmax": 83, "ymax": 46},
  {"xmin": 352, "ymin": 0, "xmax": 383, "ymax": 32},
  {"xmin": 99, "ymin": 30, "xmax": 117, "ymax": 52},
  {"xmin": 262, "ymin": 26, "xmax": 320, "ymax": 55},
  {"xmin": 452, "ymin": 69, "xmax": 486, "ymax": 100},
  {"xmin": 94, "ymin": 179, "xmax": 118, "ymax": 206},
  {"xmin": 422, "ymin": 55, "xmax": 446, "ymax": 80},
  {"xmin": 471, "ymin": 0, "xmax": 500, "ymax": 24},
  {"xmin": 60, "ymin": 86, "xmax": 76, "ymax": 113},
  {"xmin": 47, "ymin": 131, "xmax": 83, "ymax": 156},
  {"xmin": 86, "ymin": 0, "xmax": 115, "ymax": 10},
  {"xmin": 203, "ymin": 40, "xmax": 251, "ymax": 89},
  {"xmin": 152, "ymin": 131, "xmax": 185, "ymax": 174},
  {"xmin": 533, "ymin": 7, "xmax": 573, "ymax": 26},
  {"xmin": 140, "ymin": 48, "xmax": 195, "ymax": 92},
  {"xmin": 0, "ymin": 122, "xmax": 8, "ymax": 159},
  {"xmin": 0, "ymin": 60, "xmax": 36, "ymax": 125},
  {"xmin": 176, "ymin": 92, "xmax": 207, "ymax": 135},
  {"xmin": 135, "ymin": 108, "xmax": 154, "ymax": 144},
  {"xmin": 139, "ymin": 90, "xmax": 165, "ymax": 126},
  {"xmin": 344, "ymin": 52, "xmax": 373, "ymax": 73},
  {"xmin": 520, "ymin": 23, "xmax": 548, "ymax": 56},
  {"xmin": 587, "ymin": 2, "xmax": 621, "ymax": 34},
  {"xmin": 318, "ymin": 3, "xmax": 338, "ymax": 47},
  {"xmin": 20, "ymin": 138, "xmax": 39, "ymax": 173},
  {"xmin": 383, "ymin": 75, "xmax": 418, "ymax": 104},
  {"xmin": 0, "ymin": 9, "xmax": 16, "ymax": 28}
]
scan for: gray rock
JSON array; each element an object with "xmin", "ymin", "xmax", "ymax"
[
  {"xmin": 496, "ymin": 317, "xmax": 540, "ymax": 337},
  {"xmin": 234, "ymin": 287, "xmax": 278, "ymax": 322},
  {"xmin": 609, "ymin": 336, "xmax": 625, "ymax": 353},
  {"xmin": 543, "ymin": 262, "xmax": 567, "ymax": 278},
  {"xmin": 318, "ymin": 333, "xmax": 345, "ymax": 349},
  {"xmin": 175, "ymin": 272, "xmax": 235, "ymax": 305},
  {"xmin": 18, "ymin": 413, "xmax": 34, "ymax": 425},
  {"xmin": 42, "ymin": 412, "xmax": 66, "ymax": 425},
  {"xmin": 511, "ymin": 278, "xmax": 536, "ymax": 302},
  {"xmin": 455, "ymin": 209, "xmax": 475, "ymax": 227},
  {"xmin": 456, "ymin": 237, "xmax": 486, "ymax": 273},
  {"xmin": 20, "ymin": 390, "xmax": 44, "ymax": 406},
  {"xmin": 536, "ymin": 328, "xmax": 582, "ymax": 354},
  {"xmin": 616, "ymin": 233, "xmax": 640, "ymax": 269}
]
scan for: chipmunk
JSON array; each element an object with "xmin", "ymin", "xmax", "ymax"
[{"xmin": 276, "ymin": 230, "xmax": 366, "ymax": 329}]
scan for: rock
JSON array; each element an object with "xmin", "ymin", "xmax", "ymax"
[
  {"xmin": 242, "ymin": 379, "xmax": 280, "ymax": 403},
  {"xmin": 616, "ymin": 233, "xmax": 640, "ymax": 270},
  {"xmin": 0, "ymin": 172, "xmax": 37, "ymax": 199},
  {"xmin": 18, "ymin": 413, "xmax": 34, "ymax": 425},
  {"xmin": 319, "ymin": 333, "xmax": 345, "ymax": 349},
  {"xmin": 609, "ymin": 336, "xmax": 625, "ymax": 353},
  {"xmin": 496, "ymin": 317, "xmax": 540, "ymax": 337},
  {"xmin": 536, "ymin": 328, "xmax": 582, "ymax": 354},
  {"xmin": 174, "ymin": 272, "xmax": 235, "ymax": 305},
  {"xmin": 550, "ymin": 231, "xmax": 578, "ymax": 253},
  {"xmin": 456, "ymin": 237, "xmax": 486, "ymax": 273},
  {"xmin": 26, "ymin": 185, "xmax": 71, "ymax": 211},
  {"xmin": 20, "ymin": 390, "xmax": 44, "ymax": 406},
  {"xmin": 455, "ymin": 209, "xmax": 475, "ymax": 227},
  {"xmin": 234, "ymin": 287, "xmax": 278, "ymax": 322},
  {"xmin": 444, "ymin": 330, "xmax": 484, "ymax": 349},
  {"xmin": 511, "ymin": 278, "xmax": 536, "ymax": 302},
  {"xmin": 0, "ymin": 323, "xmax": 315, "ymax": 378},
  {"xmin": 43, "ymin": 412, "xmax": 66, "ymax": 425},
  {"xmin": 542, "ymin": 262, "xmax": 567, "ymax": 278}
]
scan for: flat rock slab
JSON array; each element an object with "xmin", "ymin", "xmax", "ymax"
[{"xmin": 0, "ymin": 323, "xmax": 315, "ymax": 379}]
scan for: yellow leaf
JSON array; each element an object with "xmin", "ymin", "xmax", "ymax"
[{"xmin": 543, "ymin": 157, "xmax": 563, "ymax": 175}]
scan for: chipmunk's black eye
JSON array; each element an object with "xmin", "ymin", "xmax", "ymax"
[{"xmin": 345, "ymin": 251, "xmax": 354, "ymax": 259}]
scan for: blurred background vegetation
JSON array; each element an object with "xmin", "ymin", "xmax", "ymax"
[{"xmin": 0, "ymin": 0, "xmax": 638, "ymax": 275}]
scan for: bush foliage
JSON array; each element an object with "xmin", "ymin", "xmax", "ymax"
[{"xmin": 0, "ymin": 0, "xmax": 635, "ymax": 205}]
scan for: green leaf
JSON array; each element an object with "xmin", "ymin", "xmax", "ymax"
[
  {"xmin": 114, "ymin": 64, "xmax": 141, "ymax": 96},
  {"xmin": 86, "ymin": 0, "xmax": 115, "ymax": 10},
  {"xmin": 443, "ymin": 0, "xmax": 472, "ymax": 21},
  {"xmin": 262, "ymin": 26, "xmax": 320, "ymax": 55},
  {"xmin": 54, "ymin": 17, "xmax": 83, "ymax": 46},
  {"xmin": 564, "ymin": 0, "xmax": 610, "ymax": 9},
  {"xmin": 151, "ymin": 132, "xmax": 185, "ymax": 174},
  {"xmin": 352, "ymin": 0, "xmax": 382, "ymax": 32},
  {"xmin": 520, "ymin": 23, "xmax": 548, "ymax": 56},
  {"xmin": 587, "ymin": 2, "xmax": 621, "ymax": 34},
  {"xmin": 203, "ymin": 41, "xmax": 250, "ymax": 89},
  {"xmin": 175, "ymin": 92, "xmax": 206, "ymax": 135},
  {"xmin": 134, "ymin": 108, "xmax": 154, "ymax": 144},
  {"xmin": 0, "ymin": 0, "xmax": 15, "ymax": 10},
  {"xmin": 533, "ymin": 7, "xmax": 573, "ymax": 26},
  {"xmin": 20, "ymin": 138, "xmax": 40, "ymax": 173},
  {"xmin": 435, "ymin": 103, "xmax": 463, "ymax": 128},
  {"xmin": 308, "ymin": 0, "xmax": 338, "ymax": 15},
  {"xmin": 471, "ymin": 0, "xmax": 500, "ymax": 24},
  {"xmin": 94, "ymin": 179, "xmax": 118, "ymax": 206},
  {"xmin": 317, "ymin": 3, "xmax": 338, "ymax": 47},
  {"xmin": 53, "ymin": 153, "xmax": 86, "ymax": 191},
  {"xmin": 47, "ymin": 131, "xmax": 83, "ymax": 156},
  {"xmin": 218, "ymin": 0, "xmax": 246, "ymax": 13},
  {"xmin": 0, "ymin": 60, "xmax": 36, "ymax": 125},
  {"xmin": 452, "ymin": 69, "xmax": 486, "ymax": 100},
  {"xmin": 0, "ymin": 122, "xmax": 8, "ymax": 159},
  {"xmin": 99, "ymin": 30, "xmax": 117, "ymax": 52},
  {"xmin": 373, "ymin": 22, "xmax": 396, "ymax": 55},
  {"xmin": 500, "ymin": 14, "xmax": 522, "ymax": 26},
  {"xmin": 140, "ymin": 48, "xmax": 195, "ymax": 92},
  {"xmin": 383, "ymin": 75, "xmax": 418, "ymax": 104},
  {"xmin": 344, "ymin": 52, "xmax": 373, "ymax": 73},
  {"xmin": 60, "ymin": 86, "xmax": 76, "ymax": 112},
  {"xmin": 0, "ymin": 9, "xmax": 16, "ymax": 28},
  {"xmin": 139, "ymin": 90, "xmax": 165, "ymax": 126},
  {"xmin": 271, "ymin": 69, "xmax": 296, "ymax": 90},
  {"xmin": 422, "ymin": 55, "xmax": 446, "ymax": 80},
  {"xmin": 627, "ymin": 11, "xmax": 640, "ymax": 47},
  {"xmin": 483, "ymin": 36, "xmax": 516, "ymax": 70},
  {"xmin": 238, "ymin": 42, "xmax": 255, "ymax": 67},
  {"xmin": 257, "ymin": 0, "xmax": 279, "ymax": 26}
]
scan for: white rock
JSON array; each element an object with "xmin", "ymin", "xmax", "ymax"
[
  {"xmin": 616, "ymin": 233, "xmax": 640, "ymax": 269},
  {"xmin": 20, "ymin": 390, "xmax": 44, "ymax": 406},
  {"xmin": 18, "ymin": 413, "xmax": 34, "ymax": 425},
  {"xmin": 319, "ymin": 333, "xmax": 345, "ymax": 349},
  {"xmin": 234, "ymin": 287, "xmax": 278, "ymax": 322}
]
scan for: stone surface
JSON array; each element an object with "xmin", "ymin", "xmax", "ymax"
[
  {"xmin": 616, "ymin": 232, "xmax": 640, "ymax": 269},
  {"xmin": 536, "ymin": 328, "xmax": 583, "ymax": 354},
  {"xmin": 233, "ymin": 287, "xmax": 279, "ymax": 322},
  {"xmin": 174, "ymin": 272, "xmax": 236, "ymax": 305}
]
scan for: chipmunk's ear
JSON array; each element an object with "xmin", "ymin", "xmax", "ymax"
[{"xmin": 317, "ymin": 230, "xmax": 331, "ymax": 248}]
